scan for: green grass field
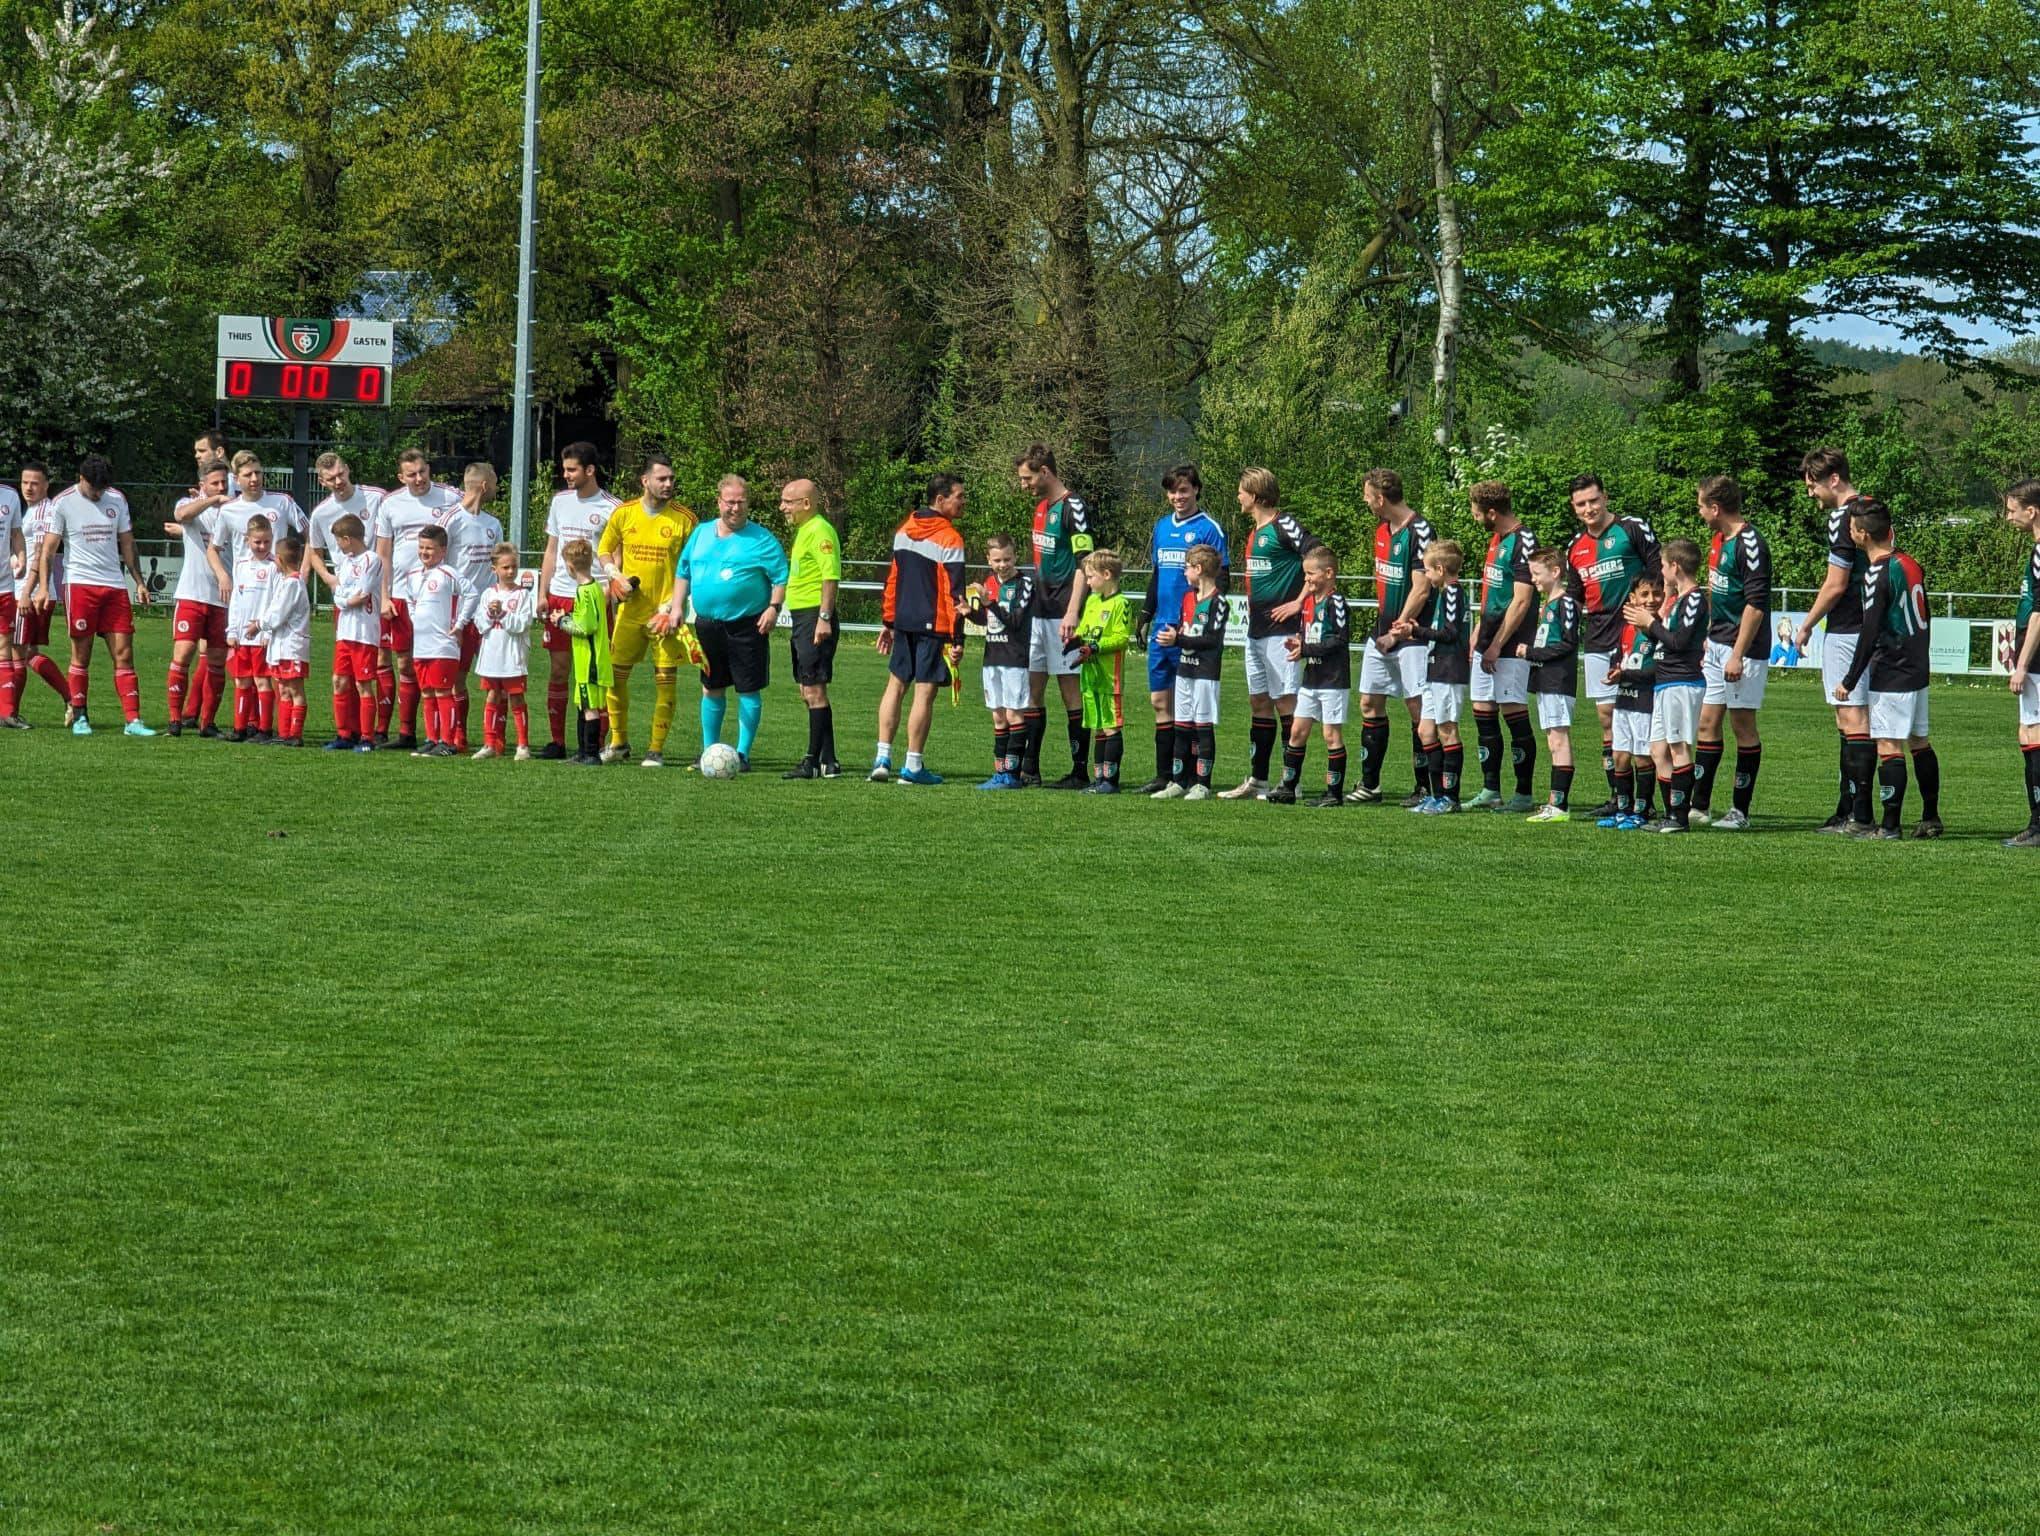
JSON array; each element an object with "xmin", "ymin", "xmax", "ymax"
[{"xmin": 7, "ymin": 623, "xmax": 2039, "ymax": 1534}]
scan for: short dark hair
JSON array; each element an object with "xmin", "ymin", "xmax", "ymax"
[
  {"xmin": 77, "ymin": 454, "xmax": 114, "ymax": 493},
  {"xmin": 1364, "ymin": 467, "xmax": 1404, "ymax": 502},
  {"xmin": 277, "ymin": 534, "xmax": 305, "ymax": 563},
  {"xmin": 418, "ymin": 525, "xmax": 449, "ymax": 546},
  {"xmin": 196, "ymin": 429, "xmax": 227, "ymax": 451},
  {"xmin": 986, "ymin": 532, "xmax": 1017, "ymax": 552},
  {"xmin": 926, "ymin": 471, "xmax": 965, "ymax": 505},
  {"xmin": 1529, "ymin": 546, "xmax": 1564, "ymax": 569},
  {"xmin": 561, "ymin": 441, "xmax": 601, "ymax": 472},
  {"xmin": 397, "ymin": 447, "xmax": 430, "ymax": 468},
  {"xmin": 332, "ymin": 514, "xmax": 365, "ymax": 540},
  {"xmin": 1662, "ymin": 537, "xmax": 1702, "ymax": 576},
  {"xmin": 1161, "ymin": 464, "xmax": 1202, "ymax": 494},
  {"xmin": 1468, "ymin": 479, "xmax": 1510, "ymax": 516},
  {"xmin": 2007, "ymin": 478, "xmax": 2040, "ymax": 510},
  {"xmin": 1848, "ymin": 498, "xmax": 1893, "ymax": 542},
  {"xmin": 1801, "ymin": 446, "xmax": 1850, "ymax": 483},
  {"xmin": 19, "ymin": 461, "xmax": 47, "ymax": 478},
  {"xmin": 198, "ymin": 457, "xmax": 230, "ymax": 479},
  {"xmin": 1014, "ymin": 443, "xmax": 1057, "ymax": 474},
  {"xmin": 1697, "ymin": 474, "xmax": 1743, "ymax": 517},
  {"xmin": 642, "ymin": 451, "xmax": 672, "ymax": 475},
  {"xmin": 1567, "ymin": 473, "xmax": 1604, "ymax": 497}
]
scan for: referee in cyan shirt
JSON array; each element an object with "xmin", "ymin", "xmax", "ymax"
[{"xmin": 653, "ymin": 475, "xmax": 789, "ymax": 770}]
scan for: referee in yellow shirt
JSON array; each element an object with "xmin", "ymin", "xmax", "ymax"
[
  {"xmin": 781, "ymin": 478, "xmax": 842, "ymax": 777},
  {"xmin": 598, "ymin": 452, "xmax": 696, "ymax": 767}
]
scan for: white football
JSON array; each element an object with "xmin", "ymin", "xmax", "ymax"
[{"xmin": 698, "ymin": 742, "xmax": 742, "ymax": 779}]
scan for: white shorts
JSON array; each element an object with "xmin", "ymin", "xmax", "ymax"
[
  {"xmin": 1296, "ymin": 686, "xmax": 1349, "ymax": 724},
  {"xmin": 1870, "ymin": 688, "xmax": 1929, "ymax": 741},
  {"xmin": 1611, "ymin": 709, "xmax": 1652, "ymax": 756},
  {"xmin": 1357, "ymin": 643, "xmax": 1426, "ymax": 699},
  {"xmin": 982, "ymin": 664, "xmax": 1030, "ymax": 712},
  {"xmin": 1703, "ymin": 639, "xmax": 1769, "ymax": 709},
  {"xmin": 1469, "ymin": 656, "xmax": 1530, "ymax": 706},
  {"xmin": 1029, "ymin": 615, "xmax": 1079, "ymax": 676},
  {"xmin": 1422, "ymin": 681, "xmax": 1466, "ymax": 725},
  {"xmin": 1173, "ymin": 675, "xmax": 1220, "ymax": 723},
  {"xmin": 1652, "ymin": 682, "xmax": 1702, "ymax": 745},
  {"xmin": 2021, "ymin": 673, "xmax": 2040, "ymax": 729},
  {"xmin": 1243, "ymin": 633, "xmax": 1300, "ymax": 699},
  {"xmin": 1582, "ymin": 649, "xmax": 1619, "ymax": 703},
  {"xmin": 1536, "ymin": 693, "xmax": 1574, "ymax": 730},
  {"xmin": 1821, "ymin": 632, "xmax": 1868, "ymax": 709}
]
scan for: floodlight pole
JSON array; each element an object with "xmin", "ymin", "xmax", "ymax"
[{"xmin": 508, "ymin": 0, "xmax": 541, "ymax": 549}]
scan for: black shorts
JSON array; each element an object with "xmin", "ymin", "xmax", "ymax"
[
  {"xmin": 790, "ymin": 607, "xmax": 836, "ymax": 685},
  {"xmin": 887, "ymin": 631, "xmax": 952, "ymax": 687},
  {"xmin": 696, "ymin": 615, "xmax": 770, "ymax": 694}
]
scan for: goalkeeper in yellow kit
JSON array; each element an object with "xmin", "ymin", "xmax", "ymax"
[
  {"xmin": 1067, "ymin": 549, "xmax": 1135, "ymax": 793},
  {"xmin": 597, "ymin": 453, "xmax": 696, "ymax": 767}
]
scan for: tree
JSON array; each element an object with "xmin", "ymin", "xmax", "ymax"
[{"xmin": 0, "ymin": 3, "xmax": 169, "ymax": 465}]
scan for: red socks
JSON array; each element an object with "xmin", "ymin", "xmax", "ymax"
[
  {"xmin": 257, "ymin": 688, "xmax": 276, "ymax": 734},
  {"xmin": 0, "ymin": 662, "xmax": 18, "ymax": 718},
  {"xmin": 374, "ymin": 666, "xmax": 395, "ymax": 734},
  {"xmin": 511, "ymin": 700, "xmax": 529, "ymax": 748},
  {"xmin": 397, "ymin": 673, "xmax": 419, "ymax": 736},
  {"xmin": 456, "ymin": 688, "xmax": 472, "ymax": 751},
  {"xmin": 67, "ymin": 666, "xmax": 88, "ymax": 710},
  {"xmin": 333, "ymin": 688, "xmax": 358, "ymax": 739},
  {"xmin": 547, "ymin": 677, "xmax": 569, "ymax": 746},
  {"xmin": 483, "ymin": 695, "xmax": 503, "ymax": 751},
  {"xmin": 200, "ymin": 661, "xmax": 225, "ymax": 727},
  {"xmin": 29, "ymin": 654, "xmax": 66, "ymax": 700},
  {"xmin": 166, "ymin": 663, "xmax": 187, "ymax": 721},
  {"xmin": 114, "ymin": 667, "xmax": 140, "ymax": 723}
]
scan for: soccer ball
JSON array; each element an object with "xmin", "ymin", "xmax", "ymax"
[{"xmin": 699, "ymin": 742, "xmax": 742, "ymax": 779}]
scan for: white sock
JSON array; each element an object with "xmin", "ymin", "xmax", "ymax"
[
  {"xmin": 875, "ymin": 740, "xmax": 891, "ymax": 762},
  {"xmin": 905, "ymin": 750, "xmax": 924, "ymax": 772}
]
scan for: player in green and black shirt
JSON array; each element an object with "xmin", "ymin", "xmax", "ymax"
[
  {"xmin": 2001, "ymin": 479, "xmax": 2040, "ymax": 847},
  {"xmin": 1564, "ymin": 473, "xmax": 1659, "ymax": 815},
  {"xmin": 1517, "ymin": 547, "xmax": 1580, "ymax": 820},
  {"xmin": 1015, "ymin": 443, "xmax": 1095, "ymax": 788},
  {"xmin": 1390, "ymin": 541, "xmax": 1470, "ymax": 810},
  {"xmin": 1225, "ymin": 467, "xmax": 1321, "ymax": 798},
  {"xmin": 1599, "ymin": 584, "xmax": 1660, "ymax": 828},
  {"xmin": 1835, "ymin": 499, "xmax": 1940, "ymax": 839},
  {"xmin": 1361, "ymin": 468, "xmax": 1436, "ymax": 804},
  {"xmin": 1273, "ymin": 546, "xmax": 1351, "ymax": 806},
  {"xmin": 1798, "ymin": 446, "xmax": 1876, "ymax": 829},
  {"xmin": 1153, "ymin": 542, "xmax": 1228, "ymax": 798},
  {"xmin": 1468, "ymin": 480, "xmax": 1539, "ymax": 811},
  {"xmin": 1694, "ymin": 474, "xmax": 1772, "ymax": 827}
]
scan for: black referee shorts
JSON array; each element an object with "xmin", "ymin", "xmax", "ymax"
[
  {"xmin": 695, "ymin": 614, "xmax": 770, "ymax": 694},
  {"xmin": 790, "ymin": 606, "xmax": 836, "ymax": 685}
]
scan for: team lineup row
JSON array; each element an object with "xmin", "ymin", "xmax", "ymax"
[{"xmin": 5, "ymin": 438, "xmax": 2040, "ymax": 843}]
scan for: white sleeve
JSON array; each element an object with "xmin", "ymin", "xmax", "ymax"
[
  {"xmin": 453, "ymin": 574, "xmax": 480, "ymax": 631},
  {"xmin": 501, "ymin": 588, "xmax": 533, "ymax": 634}
]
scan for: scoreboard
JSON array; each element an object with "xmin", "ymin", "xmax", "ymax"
[{"xmin": 215, "ymin": 316, "xmax": 393, "ymax": 407}]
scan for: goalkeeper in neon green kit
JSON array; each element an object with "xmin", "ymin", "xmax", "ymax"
[{"xmin": 1066, "ymin": 549, "xmax": 1135, "ymax": 793}]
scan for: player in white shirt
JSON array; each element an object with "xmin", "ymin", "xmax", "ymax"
[
  {"xmin": 0, "ymin": 472, "xmax": 23, "ymax": 726},
  {"xmin": 447, "ymin": 462, "xmax": 506, "ymax": 752},
  {"xmin": 210, "ymin": 513, "xmax": 280, "ymax": 741},
  {"xmin": 166, "ymin": 457, "xmax": 234, "ymax": 736},
  {"xmin": 375, "ymin": 446, "xmax": 461, "ymax": 747},
  {"xmin": 255, "ymin": 534, "xmax": 314, "ymax": 746},
  {"xmin": 535, "ymin": 441, "xmax": 618, "ymax": 757},
  {"xmin": 325, "ymin": 514, "xmax": 384, "ymax": 752},
  {"xmin": 472, "ymin": 543, "xmax": 535, "ymax": 759},
  {"xmin": 11, "ymin": 464, "xmax": 70, "ymax": 719},
  {"xmin": 29, "ymin": 454, "xmax": 153, "ymax": 736},
  {"xmin": 308, "ymin": 450, "xmax": 385, "ymax": 595},
  {"xmin": 209, "ymin": 452, "xmax": 306, "ymax": 586},
  {"xmin": 394, "ymin": 524, "xmax": 478, "ymax": 757}
]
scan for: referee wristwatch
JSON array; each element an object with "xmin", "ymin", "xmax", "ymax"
[{"xmin": 818, "ymin": 610, "xmax": 834, "ymax": 623}]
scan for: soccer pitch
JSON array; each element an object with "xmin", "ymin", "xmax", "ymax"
[{"xmin": 6, "ymin": 626, "xmax": 2039, "ymax": 1533}]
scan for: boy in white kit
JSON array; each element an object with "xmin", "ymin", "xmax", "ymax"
[
  {"xmin": 257, "ymin": 535, "xmax": 313, "ymax": 746},
  {"xmin": 395, "ymin": 525, "xmax": 478, "ymax": 758},
  {"xmin": 472, "ymin": 543, "xmax": 534, "ymax": 760},
  {"xmin": 326, "ymin": 514, "xmax": 383, "ymax": 752},
  {"xmin": 211, "ymin": 514, "xmax": 278, "ymax": 742}
]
